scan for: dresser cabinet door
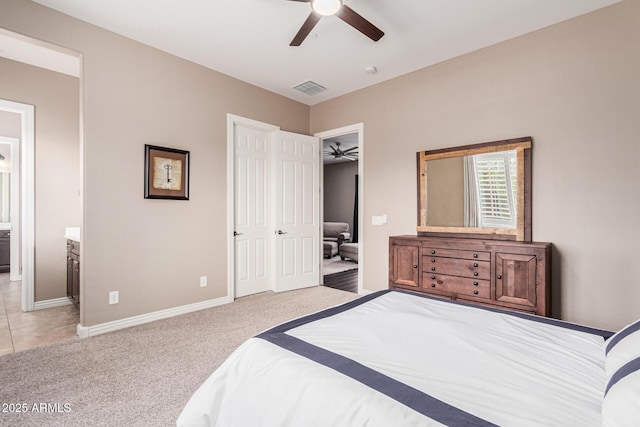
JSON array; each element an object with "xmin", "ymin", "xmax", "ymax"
[
  {"xmin": 390, "ymin": 242, "xmax": 420, "ymax": 288},
  {"xmin": 495, "ymin": 253, "xmax": 537, "ymax": 309}
]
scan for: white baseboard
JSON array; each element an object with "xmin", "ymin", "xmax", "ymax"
[
  {"xmin": 76, "ymin": 295, "xmax": 234, "ymax": 339},
  {"xmin": 34, "ymin": 297, "xmax": 72, "ymax": 310}
]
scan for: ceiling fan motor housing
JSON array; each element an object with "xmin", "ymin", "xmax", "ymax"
[{"xmin": 287, "ymin": 0, "xmax": 384, "ymax": 46}]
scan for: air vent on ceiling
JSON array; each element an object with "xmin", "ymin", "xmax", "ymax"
[{"xmin": 292, "ymin": 80, "xmax": 327, "ymax": 96}]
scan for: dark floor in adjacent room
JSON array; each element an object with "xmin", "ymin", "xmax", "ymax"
[{"xmin": 323, "ymin": 269, "xmax": 358, "ymax": 293}]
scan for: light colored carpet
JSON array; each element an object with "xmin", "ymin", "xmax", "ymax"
[
  {"xmin": 323, "ymin": 255, "xmax": 358, "ymax": 275},
  {"xmin": 0, "ymin": 286, "xmax": 358, "ymax": 427}
]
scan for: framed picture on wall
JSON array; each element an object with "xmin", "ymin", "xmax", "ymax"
[{"xmin": 144, "ymin": 144, "xmax": 190, "ymax": 200}]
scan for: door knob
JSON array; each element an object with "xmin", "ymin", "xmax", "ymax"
[
  {"xmin": 233, "ymin": 231, "xmax": 243, "ymax": 236},
  {"xmin": 277, "ymin": 230, "xmax": 287, "ymax": 235}
]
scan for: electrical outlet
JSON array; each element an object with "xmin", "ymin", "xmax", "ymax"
[
  {"xmin": 200, "ymin": 276, "xmax": 208, "ymax": 287},
  {"xmin": 109, "ymin": 291, "xmax": 119, "ymax": 305}
]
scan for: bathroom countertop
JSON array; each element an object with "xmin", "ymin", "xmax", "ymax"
[{"xmin": 65, "ymin": 227, "xmax": 80, "ymax": 242}]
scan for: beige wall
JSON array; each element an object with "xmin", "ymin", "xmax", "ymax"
[
  {"xmin": 0, "ymin": 0, "xmax": 309, "ymax": 326},
  {"xmin": 311, "ymin": 1, "xmax": 640, "ymax": 331},
  {"xmin": 0, "ymin": 57, "xmax": 81, "ymax": 302},
  {"xmin": 0, "ymin": 111, "xmax": 21, "ymax": 137},
  {"xmin": 324, "ymin": 161, "xmax": 358, "ymax": 235}
]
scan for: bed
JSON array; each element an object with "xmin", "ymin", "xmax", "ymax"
[{"xmin": 177, "ymin": 289, "xmax": 640, "ymax": 426}]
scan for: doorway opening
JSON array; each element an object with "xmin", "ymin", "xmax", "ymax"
[
  {"xmin": 0, "ymin": 100, "xmax": 34, "ymax": 310},
  {"xmin": 0, "ymin": 28, "xmax": 83, "ymax": 352},
  {"xmin": 0, "ymin": 136, "xmax": 20, "ymax": 281},
  {"xmin": 316, "ymin": 124, "xmax": 364, "ymax": 294}
]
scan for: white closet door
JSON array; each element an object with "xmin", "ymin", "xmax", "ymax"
[
  {"xmin": 234, "ymin": 124, "xmax": 270, "ymax": 297},
  {"xmin": 272, "ymin": 131, "xmax": 320, "ymax": 292}
]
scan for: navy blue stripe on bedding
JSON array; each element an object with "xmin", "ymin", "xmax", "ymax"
[
  {"xmin": 259, "ymin": 332, "xmax": 497, "ymax": 427},
  {"xmin": 393, "ymin": 289, "xmax": 615, "ymax": 339},
  {"xmin": 605, "ymin": 319, "xmax": 640, "ymax": 354},
  {"xmin": 262, "ymin": 290, "xmax": 392, "ymax": 335},
  {"xmin": 254, "ymin": 289, "xmax": 610, "ymax": 425},
  {"xmin": 605, "ymin": 356, "xmax": 640, "ymax": 395},
  {"xmin": 263, "ymin": 289, "xmax": 612, "ymax": 339}
]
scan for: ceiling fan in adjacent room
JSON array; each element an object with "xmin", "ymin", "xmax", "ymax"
[
  {"xmin": 287, "ymin": 0, "xmax": 385, "ymax": 46},
  {"xmin": 324, "ymin": 142, "xmax": 359, "ymax": 161}
]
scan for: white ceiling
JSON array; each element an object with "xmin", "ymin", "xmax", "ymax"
[{"xmin": 17, "ymin": 0, "xmax": 622, "ymax": 105}]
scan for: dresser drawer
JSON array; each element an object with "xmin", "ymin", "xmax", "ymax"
[
  {"xmin": 422, "ymin": 246, "xmax": 490, "ymax": 262},
  {"xmin": 422, "ymin": 273, "xmax": 490, "ymax": 299},
  {"xmin": 422, "ymin": 256, "xmax": 490, "ymax": 280}
]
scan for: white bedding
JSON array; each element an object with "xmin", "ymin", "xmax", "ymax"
[{"xmin": 178, "ymin": 290, "xmax": 611, "ymax": 426}]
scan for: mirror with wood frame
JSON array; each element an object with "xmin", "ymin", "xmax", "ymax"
[{"xmin": 417, "ymin": 137, "xmax": 532, "ymax": 241}]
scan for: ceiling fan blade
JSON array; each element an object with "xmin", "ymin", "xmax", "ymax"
[
  {"xmin": 342, "ymin": 146, "xmax": 359, "ymax": 153},
  {"xmin": 286, "ymin": 0, "xmax": 311, "ymax": 2},
  {"xmin": 335, "ymin": 4, "xmax": 384, "ymax": 42},
  {"xmin": 290, "ymin": 11, "xmax": 322, "ymax": 46},
  {"xmin": 329, "ymin": 144, "xmax": 339, "ymax": 153},
  {"xmin": 343, "ymin": 155, "xmax": 357, "ymax": 161}
]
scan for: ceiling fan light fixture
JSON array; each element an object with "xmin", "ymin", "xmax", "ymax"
[{"xmin": 311, "ymin": 0, "xmax": 342, "ymax": 16}]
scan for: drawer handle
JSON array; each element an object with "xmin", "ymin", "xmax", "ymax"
[
  {"xmin": 431, "ymin": 275, "xmax": 436, "ymax": 280},
  {"xmin": 431, "ymin": 267, "xmax": 436, "ymax": 271},
  {"xmin": 431, "ymin": 250, "xmax": 436, "ymax": 255},
  {"xmin": 413, "ymin": 265, "xmax": 418, "ymax": 269},
  {"xmin": 473, "ymin": 254, "xmax": 478, "ymax": 258},
  {"xmin": 431, "ymin": 283, "xmax": 436, "ymax": 288},
  {"xmin": 497, "ymin": 274, "xmax": 502, "ymax": 280},
  {"xmin": 473, "ymin": 263, "xmax": 478, "ymax": 267},
  {"xmin": 473, "ymin": 272, "xmax": 478, "ymax": 277},
  {"xmin": 473, "ymin": 290, "xmax": 479, "ymax": 295},
  {"xmin": 431, "ymin": 259, "xmax": 436, "ymax": 263},
  {"xmin": 473, "ymin": 281, "xmax": 478, "ymax": 286}
]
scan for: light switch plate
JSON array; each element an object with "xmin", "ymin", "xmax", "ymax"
[{"xmin": 372, "ymin": 214, "xmax": 387, "ymax": 225}]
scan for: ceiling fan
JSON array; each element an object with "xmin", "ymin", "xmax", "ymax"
[
  {"xmin": 287, "ymin": 0, "xmax": 385, "ymax": 46},
  {"xmin": 324, "ymin": 142, "xmax": 359, "ymax": 161}
]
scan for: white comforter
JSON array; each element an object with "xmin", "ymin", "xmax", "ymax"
[{"xmin": 178, "ymin": 291, "xmax": 608, "ymax": 426}]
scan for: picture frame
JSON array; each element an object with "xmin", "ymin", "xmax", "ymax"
[{"xmin": 144, "ymin": 144, "xmax": 190, "ymax": 200}]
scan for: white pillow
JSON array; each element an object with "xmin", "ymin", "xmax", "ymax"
[
  {"xmin": 605, "ymin": 319, "xmax": 640, "ymax": 381},
  {"xmin": 602, "ymin": 359, "xmax": 640, "ymax": 427},
  {"xmin": 602, "ymin": 319, "xmax": 640, "ymax": 426}
]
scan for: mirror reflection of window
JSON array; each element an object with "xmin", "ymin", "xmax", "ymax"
[{"xmin": 466, "ymin": 151, "xmax": 517, "ymax": 229}]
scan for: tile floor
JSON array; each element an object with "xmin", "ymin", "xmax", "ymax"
[{"xmin": 0, "ymin": 273, "xmax": 79, "ymax": 356}]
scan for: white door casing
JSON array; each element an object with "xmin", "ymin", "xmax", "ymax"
[
  {"xmin": 233, "ymin": 124, "xmax": 271, "ymax": 297},
  {"xmin": 0, "ymin": 99, "xmax": 34, "ymax": 311},
  {"xmin": 0, "ymin": 136, "xmax": 21, "ymax": 282},
  {"xmin": 273, "ymin": 131, "xmax": 320, "ymax": 292}
]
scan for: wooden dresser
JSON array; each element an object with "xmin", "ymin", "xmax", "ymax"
[{"xmin": 389, "ymin": 235, "xmax": 552, "ymax": 316}]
